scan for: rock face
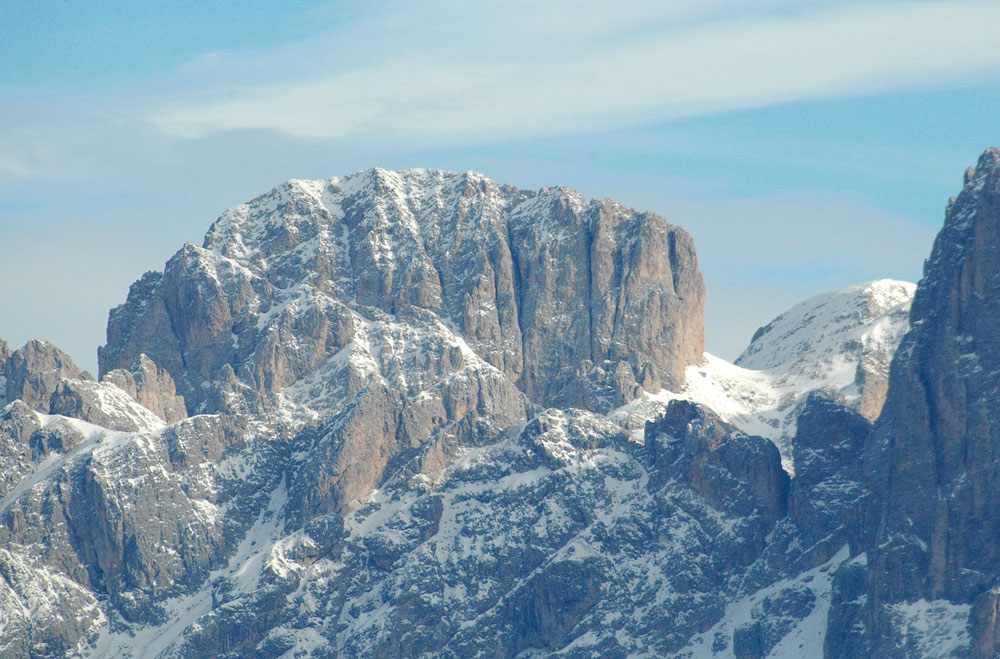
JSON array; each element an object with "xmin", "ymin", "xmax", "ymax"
[
  {"xmin": 4, "ymin": 339, "xmax": 89, "ymax": 412},
  {"xmin": 0, "ymin": 338, "xmax": 11, "ymax": 406},
  {"xmin": 824, "ymin": 148, "xmax": 1000, "ymax": 657},
  {"xmin": 98, "ymin": 169, "xmax": 704, "ymax": 417},
  {"xmin": 651, "ymin": 400, "xmax": 789, "ymax": 530},
  {"xmin": 11, "ymin": 155, "xmax": 1000, "ymax": 657},
  {"xmin": 788, "ymin": 391, "xmax": 870, "ymax": 568},
  {"xmin": 95, "ymin": 169, "xmax": 704, "ymax": 519},
  {"xmin": 101, "ymin": 354, "xmax": 187, "ymax": 424}
]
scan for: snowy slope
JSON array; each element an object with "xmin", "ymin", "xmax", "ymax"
[
  {"xmin": 0, "ymin": 161, "xmax": 928, "ymax": 659},
  {"xmin": 615, "ymin": 280, "xmax": 915, "ymax": 470}
]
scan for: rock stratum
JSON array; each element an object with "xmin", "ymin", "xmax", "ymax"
[{"xmin": 0, "ymin": 155, "xmax": 997, "ymax": 657}]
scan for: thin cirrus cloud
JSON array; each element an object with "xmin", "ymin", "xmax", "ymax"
[{"xmin": 151, "ymin": 1, "xmax": 1000, "ymax": 142}]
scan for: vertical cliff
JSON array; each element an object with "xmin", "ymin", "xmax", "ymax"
[{"xmin": 830, "ymin": 148, "xmax": 1000, "ymax": 656}]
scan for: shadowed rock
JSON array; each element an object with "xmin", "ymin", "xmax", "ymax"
[{"xmin": 829, "ymin": 147, "xmax": 1000, "ymax": 657}]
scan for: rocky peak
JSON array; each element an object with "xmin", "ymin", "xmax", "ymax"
[
  {"xmin": 100, "ymin": 168, "xmax": 705, "ymax": 418},
  {"xmin": 617, "ymin": 279, "xmax": 917, "ymax": 473},
  {"xmin": 3, "ymin": 339, "xmax": 90, "ymax": 412},
  {"xmin": 94, "ymin": 168, "xmax": 704, "ymax": 524},
  {"xmin": 736, "ymin": 279, "xmax": 914, "ymax": 421},
  {"xmin": 0, "ymin": 338, "xmax": 11, "ymax": 406},
  {"xmin": 827, "ymin": 147, "xmax": 1000, "ymax": 656},
  {"xmin": 101, "ymin": 354, "xmax": 187, "ymax": 424}
]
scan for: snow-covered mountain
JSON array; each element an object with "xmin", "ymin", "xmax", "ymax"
[
  {"xmin": 3, "ymin": 152, "xmax": 1000, "ymax": 658},
  {"xmin": 616, "ymin": 280, "xmax": 915, "ymax": 471}
]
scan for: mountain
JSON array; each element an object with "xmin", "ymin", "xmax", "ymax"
[
  {"xmin": 827, "ymin": 147, "xmax": 1000, "ymax": 658},
  {"xmin": 0, "ymin": 153, "xmax": 997, "ymax": 657},
  {"xmin": 614, "ymin": 279, "xmax": 915, "ymax": 471}
]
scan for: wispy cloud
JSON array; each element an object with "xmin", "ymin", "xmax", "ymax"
[{"xmin": 151, "ymin": 1, "xmax": 1000, "ymax": 141}]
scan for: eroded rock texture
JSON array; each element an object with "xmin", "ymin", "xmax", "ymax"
[
  {"xmin": 98, "ymin": 169, "xmax": 704, "ymax": 418},
  {"xmin": 0, "ymin": 170, "xmax": 715, "ymax": 658},
  {"xmin": 95, "ymin": 169, "xmax": 703, "ymax": 518},
  {"xmin": 827, "ymin": 148, "xmax": 1000, "ymax": 657},
  {"xmin": 102, "ymin": 354, "xmax": 187, "ymax": 424},
  {"xmin": 4, "ymin": 339, "xmax": 88, "ymax": 412},
  {"xmin": 16, "ymin": 155, "xmax": 999, "ymax": 656}
]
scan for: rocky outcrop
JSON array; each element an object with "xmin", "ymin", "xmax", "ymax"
[
  {"xmin": 48, "ymin": 377, "xmax": 165, "ymax": 432},
  {"xmin": 0, "ymin": 338, "xmax": 11, "ymax": 406},
  {"xmin": 102, "ymin": 354, "xmax": 187, "ymax": 423},
  {"xmin": 4, "ymin": 339, "xmax": 89, "ymax": 412},
  {"xmin": 648, "ymin": 400, "xmax": 789, "ymax": 533},
  {"xmin": 0, "ymin": 340, "xmax": 172, "ymax": 434},
  {"xmin": 508, "ymin": 196, "xmax": 704, "ymax": 408},
  {"xmin": 99, "ymin": 169, "xmax": 704, "ymax": 418},
  {"xmin": 828, "ymin": 148, "xmax": 1000, "ymax": 656},
  {"xmin": 93, "ymin": 169, "xmax": 703, "ymax": 521},
  {"xmin": 0, "ymin": 400, "xmax": 43, "ymax": 498},
  {"xmin": 788, "ymin": 392, "xmax": 870, "ymax": 567}
]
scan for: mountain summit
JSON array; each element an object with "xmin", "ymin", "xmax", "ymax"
[
  {"xmin": 100, "ymin": 168, "xmax": 705, "ymax": 419},
  {"xmin": 2, "ymin": 154, "xmax": 999, "ymax": 656}
]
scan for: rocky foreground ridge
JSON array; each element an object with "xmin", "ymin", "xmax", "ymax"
[{"xmin": 1, "ymin": 154, "xmax": 998, "ymax": 657}]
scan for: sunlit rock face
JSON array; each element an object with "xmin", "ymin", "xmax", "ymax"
[
  {"xmin": 96, "ymin": 168, "xmax": 704, "ymax": 517},
  {"xmin": 99, "ymin": 168, "xmax": 705, "ymax": 418},
  {"xmin": 11, "ymin": 154, "xmax": 1000, "ymax": 657}
]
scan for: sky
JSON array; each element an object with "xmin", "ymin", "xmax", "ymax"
[{"xmin": 2, "ymin": 0, "xmax": 999, "ymax": 374}]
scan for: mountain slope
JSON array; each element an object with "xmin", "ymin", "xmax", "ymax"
[
  {"xmin": 615, "ymin": 279, "xmax": 915, "ymax": 470},
  {"xmin": 2, "ymin": 154, "xmax": 994, "ymax": 657},
  {"xmin": 1, "ymin": 169, "xmax": 715, "ymax": 657},
  {"xmin": 830, "ymin": 147, "xmax": 1000, "ymax": 657}
]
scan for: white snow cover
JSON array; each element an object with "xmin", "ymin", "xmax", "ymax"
[
  {"xmin": 0, "ymin": 168, "xmax": 938, "ymax": 657},
  {"xmin": 615, "ymin": 279, "xmax": 916, "ymax": 471},
  {"xmin": 888, "ymin": 599, "xmax": 971, "ymax": 656},
  {"xmin": 684, "ymin": 546, "xmax": 852, "ymax": 658}
]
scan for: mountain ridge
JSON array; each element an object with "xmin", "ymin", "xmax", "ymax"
[{"xmin": 1, "ymin": 153, "xmax": 998, "ymax": 656}]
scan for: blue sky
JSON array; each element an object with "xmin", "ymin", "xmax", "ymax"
[{"xmin": 2, "ymin": 0, "xmax": 999, "ymax": 373}]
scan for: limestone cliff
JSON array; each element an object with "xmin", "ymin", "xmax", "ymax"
[
  {"xmin": 829, "ymin": 148, "xmax": 1000, "ymax": 657},
  {"xmin": 98, "ymin": 169, "xmax": 705, "ymax": 417}
]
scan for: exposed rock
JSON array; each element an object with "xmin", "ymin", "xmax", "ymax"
[
  {"xmin": 49, "ymin": 378, "xmax": 165, "ymax": 432},
  {"xmin": 509, "ymin": 196, "xmax": 704, "ymax": 408},
  {"xmin": 0, "ymin": 400, "xmax": 42, "ymax": 498},
  {"xmin": 92, "ymin": 168, "xmax": 703, "ymax": 527},
  {"xmin": 102, "ymin": 353, "xmax": 187, "ymax": 423},
  {"xmin": 824, "ymin": 557, "xmax": 869, "ymax": 658},
  {"xmin": 502, "ymin": 557, "xmax": 606, "ymax": 653},
  {"xmin": 788, "ymin": 391, "xmax": 870, "ymax": 567},
  {"xmin": 4, "ymin": 339, "xmax": 88, "ymax": 412},
  {"xmin": 733, "ymin": 585, "xmax": 815, "ymax": 658},
  {"xmin": 8, "ymin": 158, "xmax": 976, "ymax": 657},
  {"xmin": 99, "ymin": 169, "xmax": 704, "ymax": 418},
  {"xmin": 0, "ymin": 338, "xmax": 11, "ymax": 406},
  {"xmin": 832, "ymin": 147, "xmax": 1000, "ymax": 655},
  {"xmin": 613, "ymin": 279, "xmax": 914, "ymax": 473},
  {"xmin": 649, "ymin": 400, "xmax": 789, "ymax": 531},
  {"xmin": 972, "ymin": 587, "xmax": 1000, "ymax": 659},
  {"xmin": 736, "ymin": 278, "xmax": 914, "ymax": 427}
]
